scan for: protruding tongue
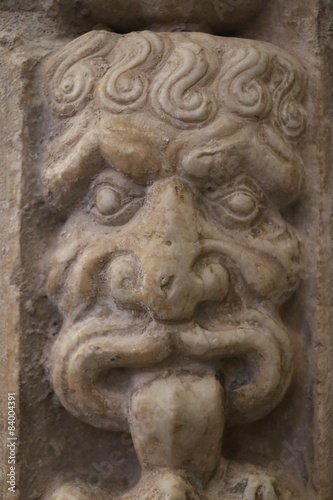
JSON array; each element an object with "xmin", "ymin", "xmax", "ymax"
[{"xmin": 130, "ymin": 370, "xmax": 224, "ymax": 486}]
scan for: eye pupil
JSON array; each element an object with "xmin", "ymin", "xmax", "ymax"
[
  {"xmin": 95, "ymin": 187, "xmax": 120, "ymax": 216},
  {"xmin": 226, "ymin": 192, "xmax": 256, "ymax": 216}
]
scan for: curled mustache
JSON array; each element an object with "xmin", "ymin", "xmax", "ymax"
[{"xmin": 50, "ymin": 309, "xmax": 293, "ymax": 431}]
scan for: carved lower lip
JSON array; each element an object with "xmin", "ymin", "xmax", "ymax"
[{"xmin": 50, "ymin": 309, "xmax": 294, "ymax": 431}]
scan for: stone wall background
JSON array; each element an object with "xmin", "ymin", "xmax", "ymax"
[{"xmin": 0, "ymin": 1, "xmax": 332, "ymax": 498}]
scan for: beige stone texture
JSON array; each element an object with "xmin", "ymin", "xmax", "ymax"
[{"xmin": 0, "ymin": 1, "xmax": 333, "ymax": 499}]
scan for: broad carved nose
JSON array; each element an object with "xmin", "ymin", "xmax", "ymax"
[{"xmin": 108, "ymin": 178, "xmax": 229, "ymax": 321}]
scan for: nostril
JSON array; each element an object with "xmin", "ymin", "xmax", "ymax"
[{"xmin": 165, "ymin": 240, "xmax": 173, "ymax": 247}]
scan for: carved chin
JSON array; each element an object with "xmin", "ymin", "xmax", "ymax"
[{"xmin": 50, "ymin": 309, "xmax": 293, "ymax": 432}]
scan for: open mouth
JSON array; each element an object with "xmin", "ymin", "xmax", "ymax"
[{"xmin": 50, "ymin": 308, "xmax": 293, "ymax": 432}]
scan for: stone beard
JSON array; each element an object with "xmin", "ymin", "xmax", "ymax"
[{"xmin": 42, "ymin": 31, "xmax": 307, "ymax": 499}]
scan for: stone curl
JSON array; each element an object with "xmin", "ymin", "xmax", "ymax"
[
  {"xmin": 98, "ymin": 31, "xmax": 167, "ymax": 113},
  {"xmin": 44, "ymin": 31, "xmax": 307, "ymax": 138},
  {"xmin": 43, "ymin": 31, "xmax": 118, "ymax": 116},
  {"xmin": 221, "ymin": 45, "xmax": 307, "ymax": 139}
]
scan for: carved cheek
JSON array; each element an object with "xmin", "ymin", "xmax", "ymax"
[
  {"xmin": 231, "ymin": 246, "xmax": 286, "ymax": 300},
  {"xmin": 48, "ymin": 240, "xmax": 81, "ymax": 299},
  {"xmin": 47, "ymin": 226, "xmax": 121, "ymax": 319},
  {"xmin": 245, "ymin": 223, "xmax": 302, "ymax": 301},
  {"xmin": 202, "ymin": 223, "xmax": 301, "ymax": 304},
  {"xmin": 107, "ymin": 253, "xmax": 143, "ymax": 310},
  {"xmin": 232, "ymin": 242, "xmax": 300, "ymax": 303}
]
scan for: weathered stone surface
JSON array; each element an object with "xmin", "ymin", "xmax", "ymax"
[
  {"xmin": 1, "ymin": 1, "xmax": 333, "ymax": 500},
  {"xmin": 77, "ymin": 0, "xmax": 266, "ymax": 34}
]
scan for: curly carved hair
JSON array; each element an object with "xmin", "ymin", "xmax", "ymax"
[{"xmin": 44, "ymin": 30, "xmax": 307, "ymax": 139}]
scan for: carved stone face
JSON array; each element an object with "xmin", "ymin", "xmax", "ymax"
[{"xmin": 43, "ymin": 32, "xmax": 306, "ymax": 482}]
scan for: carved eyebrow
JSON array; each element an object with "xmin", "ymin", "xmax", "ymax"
[
  {"xmin": 42, "ymin": 121, "xmax": 103, "ymax": 210},
  {"xmin": 180, "ymin": 133, "xmax": 247, "ymax": 183},
  {"xmin": 42, "ymin": 117, "xmax": 166, "ymax": 210},
  {"xmin": 176, "ymin": 124, "xmax": 304, "ymax": 207},
  {"xmin": 99, "ymin": 119, "xmax": 166, "ymax": 185},
  {"xmin": 171, "ymin": 118, "xmax": 243, "ymax": 179}
]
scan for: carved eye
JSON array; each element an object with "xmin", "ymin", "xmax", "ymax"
[
  {"xmin": 222, "ymin": 191, "xmax": 258, "ymax": 220},
  {"xmin": 90, "ymin": 180, "xmax": 145, "ymax": 226},
  {"xmin": 95, "ymin": 186, "xmax": 121, "ymax": 216},
  {"xmin": 204, "ymin": 178, "xmax": 264, "ymax": 229}
]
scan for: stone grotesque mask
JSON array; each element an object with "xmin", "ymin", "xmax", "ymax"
[{"xmin": 43, "ymin": 31, "xmax": 306, "ymax": 499}]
